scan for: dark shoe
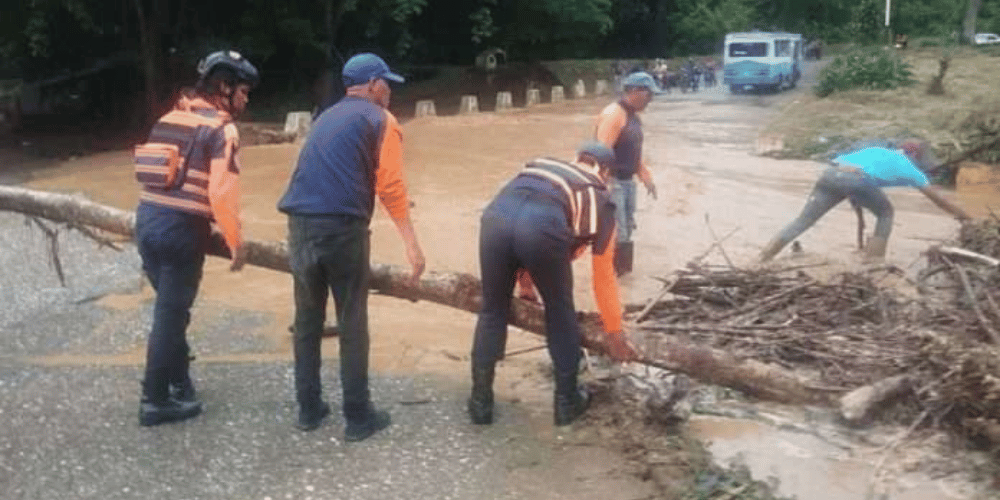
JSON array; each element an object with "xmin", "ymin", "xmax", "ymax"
[
  {"xmin": 139, "ymin": 398, "xmax": 202, "ymax": 427},
  {"xmin": 553, "ymin": 387, "xmax": 591, "ymax": 426},
  {"xmin": 295, "ymin": 401, "xmax": 331, "ymax": 432},
  {"xmin": 169, "ymin": 377, "xmax": 197, "ymax": 402},
  {"xmin": 468, "ymin": 364, "xmax": 495, "ymax": 425},
  {"xmin": 553, "ymin": 369, "xmax": 591, "ymax": 426},
  {"xmin": 344, "ymin": 409, "xmax": 391, "ymax": 442}
]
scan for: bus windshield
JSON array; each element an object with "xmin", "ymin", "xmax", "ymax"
[{"xmin": 728, "ymin": 42, "xmax": 767, "ymax": 57}]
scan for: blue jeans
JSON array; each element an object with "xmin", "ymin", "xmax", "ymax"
[
  {"xmin": 135, "ymin": 203, "xmax": 210, "ymax": 402},
  {"xmin": 472, "ymin": 186, "xmax": 582, "ymax": 377},
  {"xmin": 610, "ymin": 178, "xmax": 637, "ymax": 243},
  {"xmin": 287, "ymin": 214, "xmax": 373, "ymax": 421},
  {"xmin": 774, "ymin": 167, "xmax": 894, "ymax": 247}
]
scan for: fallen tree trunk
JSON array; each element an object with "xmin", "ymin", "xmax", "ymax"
[{"xmin": 0, "ymin": 185, "xmax": 837, "ymax": 406}]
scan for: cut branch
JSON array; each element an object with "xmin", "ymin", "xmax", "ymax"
[{"xmin": 0, "ymin": 185, "xmax": 836, "ymax": 406}]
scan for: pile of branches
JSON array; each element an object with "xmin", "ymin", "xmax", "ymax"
[
  {"xmin": 633, "ymin": 264, "xmax": 925, "ymax": 390},
  {"xmin": 633, "ymin": 252, "xmax": 1000, "ymax": 449},
  {"xmin": 945, "ymin": 103, "xmax": 1000, "ymax": 166}
]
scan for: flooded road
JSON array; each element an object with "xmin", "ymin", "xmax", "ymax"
[{"xmin": 21, "ymin": 68, "xmax": 996, "ymax": 498}]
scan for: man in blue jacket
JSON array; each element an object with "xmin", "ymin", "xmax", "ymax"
[{"xmin": 278, "ymin": 53, "xmax": 425, "ymax": 441}]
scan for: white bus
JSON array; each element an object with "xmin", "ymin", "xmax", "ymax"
[{"xmin": 723, "ymin": 31, "xmax": 803, "ymax": 93}]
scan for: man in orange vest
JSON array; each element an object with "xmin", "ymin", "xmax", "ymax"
[
  {"xmin": 468, "ymin": 142, "xmax": 638, "ymax": 428},
  {"xmin": 133, "ymin": 50, "xmax": 257, "ymax": 426}
]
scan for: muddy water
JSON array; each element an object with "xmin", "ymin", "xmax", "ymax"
[
  {"xmin": 687, "ymin": 409, "xmax": 982, "ymax": 500},
  {"xmin": 25, "ymin": 86, "xmax": 996, "ymax": 498}
]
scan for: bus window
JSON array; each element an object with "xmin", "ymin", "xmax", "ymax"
[
  {"xmin": 728, "ymin": 42, "xmax": 767, "ymax": 57},
  {"xmin": 775, "ymin": 40, "xmax": 791, "ymax": 57}
]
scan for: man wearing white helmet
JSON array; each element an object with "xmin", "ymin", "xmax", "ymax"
[{"xmin": 133, "ymin": 49, "xmax": 258, "ymax": 426}]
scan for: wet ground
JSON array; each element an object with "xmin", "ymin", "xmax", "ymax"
[{"xmin": 3, "ymin": 62, "xmax": 998, "ymax": 499}]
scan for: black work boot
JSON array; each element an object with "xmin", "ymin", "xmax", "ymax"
[
  {"xmin": 169, "ymin": 354, "xmax": 197, "ymax": 402},
  {"xmin": 295, "ymin": 400, "xmax": 331, "ymax": 432},
  {"xmin": 344, "ymin": 405, "xmax": 392, "ymax": 442},
  {"xmin": 139, "ymin": 397, "xmax": 202, "ymax": 427},
  {"xmin": 467, "ymin": 363, "xmax": 496, "ymax": 425},
  {"xmin": 553, "ymin": 370, "xmax": 591, "ymax": 426},
  {"xmin": 169, "ymin": 378, "xmax": 197, "ymax": 402}
]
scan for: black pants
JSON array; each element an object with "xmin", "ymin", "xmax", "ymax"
[
  {"xmin": 287, "ymin": 214, "xmax": 372, "ymax": 421},
  {"xmin": 135, "ymin": 203, "xmax": 210, "ymax": 402},
  {"xmin": 472, "ymin": 187, "xmax": 581, "ymax": 377}
]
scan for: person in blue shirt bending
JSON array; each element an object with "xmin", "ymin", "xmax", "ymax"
[{"xmin": 758, "ymin": 140, "xmax": 971, "ymax": 262}]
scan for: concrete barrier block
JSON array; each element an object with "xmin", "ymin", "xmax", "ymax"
[
  {"xmin": 459, "ymin": 95, "xmax": 479, "ymax": 114},
  {"xmin": 755, "ymin": 132, "xmax": 785, "ymax": 156},
  {"xmin": 573, "ymin": 79, "xmax": 586, "ymax": 98},
  {"xmin": 415, "ymin": 100, "xmax": 436, "ymax": 117},
  {"xmin": 283, "ymin": 111, "xmax": 312, "ymax": 138},
  {"xmin": 550, "ymin": 86, "xmax": 565, "ymax": 103},
  {"xmin": 526, "ymin": 88, "xmax": 541, "ymax": 106},
  {"xmin": 594, "ymin": 80, "xmax": 609, "ymax": 95},
  {"xmin": 496, "ymin": 91, "xmax": 513, "ymax": 111}
]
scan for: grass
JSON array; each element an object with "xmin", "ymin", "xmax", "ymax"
[{"xmin": 765, "ymin": 45, "xmax": 1000, "ymax": 168}]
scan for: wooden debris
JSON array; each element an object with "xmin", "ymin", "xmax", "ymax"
[
  {"xmin": 839, "ymin": 375, "xmax": 913, "ymax": 425},
  {"xmin": 0, "ymin": 185, "xmax": 831, "ymax": 405}
]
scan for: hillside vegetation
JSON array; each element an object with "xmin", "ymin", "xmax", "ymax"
[{"xmin": 766, "ymin": 44, "xmax": 1000, "ymax": 181}]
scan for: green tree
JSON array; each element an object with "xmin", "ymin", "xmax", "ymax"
[
  {"xmin": 893, "ymin": 0, "xmax": 964, "ymax": 39},
  {"xmin": 847, "ymin": 0, "xmax": 883, "ymax": 44},
  {"xmin": 672, "ymin": 0, "xmax": 755, "ymax": 43},
  {"xmin": 484, "ymin": 0, "xmax": 614, "ymax": 57}
]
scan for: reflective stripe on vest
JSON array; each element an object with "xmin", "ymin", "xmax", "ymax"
[
  {"xmin": 520, "ymin": 158, "xmax": 606, "ymax": 239},
  {"xmin": 138, "ymin": 108, "xmax": 226, "ymax": 218}
]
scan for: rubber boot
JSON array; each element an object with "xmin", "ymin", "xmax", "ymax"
[
  {"xmin": 343, "ymin": 403, "xmax": 392, "ymax": 442},
  {"xmin": 862, "ymin": 235, "xmax": 888, "ymax": 263},
  {"xmin": 758, "ymin": 235, "xmax": 791, "ymax": 262},
  {"xmin": 613, "ymin": 241, "xmax": 633, "ymax": 276},
  {"xmin": 553, "ymin": 370, "xmax": 591, "ymax": 426},
  {"xmin": 295, "ymin": 399, "xmax": 331, "ymax": 431},
  {"xmin": 467, "ymin": 363, "xmax": 495, "ymax": 425},
  {"xmin": 169, "ymin": 354, "xmax": 197, "ymax": 402}
]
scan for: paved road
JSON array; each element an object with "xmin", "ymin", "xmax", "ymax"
[{"xmin": 0, "ymin": 210, "xmax": 655, "ymax": 500}]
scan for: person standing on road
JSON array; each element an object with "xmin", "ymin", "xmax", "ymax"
[
  {"xmin": 468, "ymin": 142, "xmax": 639, "ymax": 428},
  {"xmin": 595, "ymin": 71, "xmax": 659, "ymax": 275},
  {"xmin": 133, "ymin": 50, "xmax": 257, "ymax": 426},
  {"xmin": 277, "ymin": 53, "xmax": 425, "ymax": 441},
  {"xmin": 758, "ymin": 140, "xmax": 971, "ymax": 262}
]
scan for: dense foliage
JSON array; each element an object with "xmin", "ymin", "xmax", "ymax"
[
  {"xmin": 0, "ymin": 0, "xmax": 993, "ymax": 121},
  {"xmin": 813, "ymin": 48, "xmax": 916, "ymax": 97}
]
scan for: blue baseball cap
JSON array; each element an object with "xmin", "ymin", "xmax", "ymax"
[
  {"xmin": 621, "ymin": 71, "xmax": 661, "ymax": 93},
  {"xmin": 342, "ymin": 53, "xmax": 405, "ymax": 86},
  {"xmin": 576, "ymin": 140, "xmax": 615, "ymax": 166}
]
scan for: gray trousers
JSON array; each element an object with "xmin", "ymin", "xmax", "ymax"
[
  {"xmin": 287, "ymin": 214, "xmax": 372, "ymax": 422},
  {"xmin": 774, "ymin": 166, "xmax": 894, "ymax": 247}
]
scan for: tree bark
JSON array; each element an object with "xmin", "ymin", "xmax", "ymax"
[
  {"xmin": 962, "ymin": 0, "xmax": 983, "ymax": 44},
  {"xmin": 0, "ymin": 185, "xmax": 837, "ymax": 406}
]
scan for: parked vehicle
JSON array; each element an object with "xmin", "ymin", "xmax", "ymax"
[
  {"xmin": 975, "ymin": 33, "xmax": 1000, "ymax": 45},
  {"xmin": 723, "ymin": 31, "xmax": 803, "ymax": 93}
]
